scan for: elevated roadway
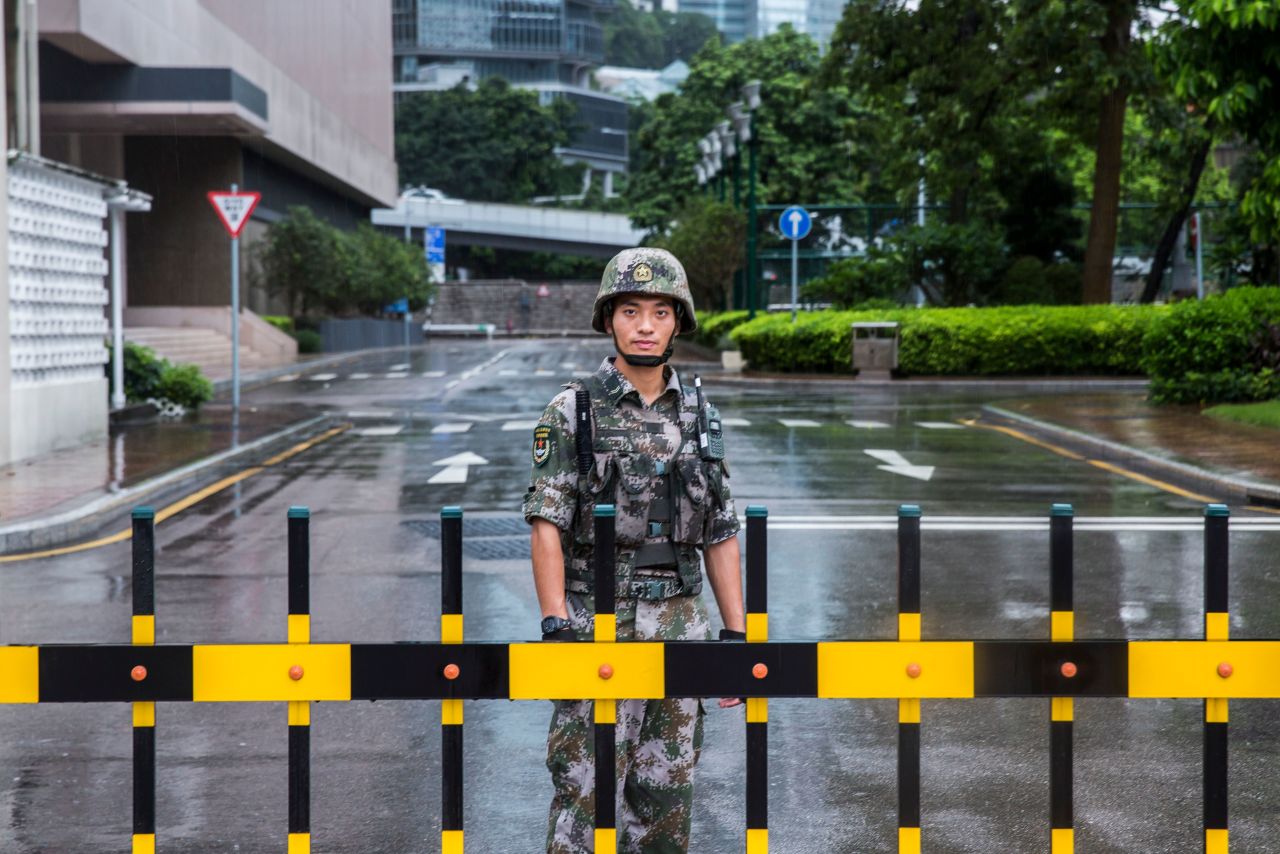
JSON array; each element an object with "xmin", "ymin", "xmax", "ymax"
[{"xmin": 371, "ymin": 197, "xmax": 646, "ymax": 257}]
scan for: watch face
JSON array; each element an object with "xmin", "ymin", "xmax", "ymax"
[{"xmin": 542, "ymin": 616, "xmax": 566, "ymax": 633}]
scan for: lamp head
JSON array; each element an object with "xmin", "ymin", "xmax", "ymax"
[{"xmin": 742, "ymin": 80, "xmax": 762, "ymax": 110}]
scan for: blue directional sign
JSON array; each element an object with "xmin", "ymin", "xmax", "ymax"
[
  {"xmin": 779, "ymin": 205, "xmax": 812, "ymax": 241},
  {"xmin": 426, "ymin": 226, "xmax": 446, "ymax": 263},
  {"xmin": 384, "ymin": 297, "xmax": 409, "ymax": 314}
]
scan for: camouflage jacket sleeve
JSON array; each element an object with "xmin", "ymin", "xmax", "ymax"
[
  {"xmin": 705, "ymin": 458, "xmax": 740, "ymax": 546},
  {"xmin": 522, "ymin": 390, "xmax": 579, "ymax": 530}
]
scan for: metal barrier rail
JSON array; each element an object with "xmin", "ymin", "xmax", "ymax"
[{"xmin": 0, "ymin": 502, "xmax": 1267, "ymax": 853}]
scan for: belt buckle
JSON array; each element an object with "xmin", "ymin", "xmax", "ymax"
[
  {"xmin": 636, "ymin": 579, "xmax": 665, "ymax": 600},
  {"xmin": 647, "ymin": 521, "xmax": 665, "ymax": 537}
]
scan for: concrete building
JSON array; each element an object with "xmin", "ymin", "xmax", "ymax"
[
  {"xmin": 392, "ymin": 0, "xmax": 629, "ymax": 189},
  {"xmin": 0, "ymin": 1, "xmax": 398, "ymax": 465},
  {"xmin": 594, "ymin": 60, "xmax": 689, "ymax": 101}
]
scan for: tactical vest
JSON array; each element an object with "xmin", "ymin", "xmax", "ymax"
[{"xmin": 564, "ymin": 372, "xmax": 722, "ymax": 600}]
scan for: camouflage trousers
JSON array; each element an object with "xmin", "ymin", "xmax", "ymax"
[{"xmin": 546, "ymin": 590, "xmax": 711, "ymax": 854}]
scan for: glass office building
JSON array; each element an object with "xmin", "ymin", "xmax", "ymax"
[
  {"xmin": 393, "ymin": 0, "xmax": 627, "ymax": 184},
  {"xmin": 680, "ymin": 0, "xmax": 843, "ymax": 46}
]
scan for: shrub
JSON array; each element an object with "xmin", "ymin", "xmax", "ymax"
[
  {"xmin": 109, "ymin": 341, "xmax": 214, "ymax": 412},
  {"xmin": 295, "ymin": 329, "xmax": 323, "ymax": 354},
  {"xmin": 730, "ymin": 304, "xmax": 1163, "ymax": 375},
  {"xmin": 263, "ymin": 315, "xmax": 295, "ymax": 334},
  {"xmin": 693, "ymin": 311, "xmax": 751, "ymax": 349},
  {"xmin": 156, "ymin": 363, "xmax": 214, "ymax": 410},
  {"xmin": 1142, "ymin": 287, "xmax": 1280, "ymax": 403},
  {"xmin": 121, "ymin": 342, "xmax": 165, "ymax": 401}
]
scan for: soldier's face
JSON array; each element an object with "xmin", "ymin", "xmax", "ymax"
[{"xmin": 605, "ymin": 296, "xmax": 678, "ymax": 356}]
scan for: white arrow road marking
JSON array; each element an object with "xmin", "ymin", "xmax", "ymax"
[
  {"xmin": 779, "ymin": 419, "xmax": 821, "ymax": 428},
  {"xmin": 432, "ymin": 422, "xmax": 473, "ymax": 434},
  {"xmin": 721, "ymin": 417, "xmax": 751, "ymax": 427},
  {"xmin": 428, "ymin": 451, "xmax": 490, "ymax": 484},
  {"xmin": 498, "ymin": 369, "xmax": 519, "ymax": 376},
  {"xmin": 917, "ymin": 421, "xmax": 964, "ymax": 430},
  {"xmin": 502, "ymin": 420, "xmax": 541, "ymax": 431},
  {"xmin": 308, "ymin": 373, "xmax": 338, "ymax": 382},
  {"xmin": 349, "ymin": 372, "xmax": 371, "ymax": 380},
  {"xmin": 390, "ymin": 363, "xmax": 410, "ymax": 371},
  {"xmin": 357, "ymin": 425, "xmax": 404, "ymax": 437},
  {"xmin": 864, "ymin": 449, "xmax": 935, "ymax": 481},
  {"xmin": 445, "ymin": 380, "xmax": 460, "ymax": 389},
  {"xmin": 385, "ymin": 372, "xmax": 409, "ymax": 379},
  {"xmin": 847, "ymin": 420, "xmax": 890, "ymax": 429},
  {"xmin": 423, "ymin": 370, "xmax": 446, "ymax": 378}
]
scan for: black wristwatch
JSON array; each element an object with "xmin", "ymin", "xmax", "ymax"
[{"xmin": 541, "ymin": 615, "xmax": 572, "ymax": 635}]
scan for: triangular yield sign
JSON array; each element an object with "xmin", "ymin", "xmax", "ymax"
[{"xmin": 207, "ymin": 190, "xmax": 261, "ymax": 238}]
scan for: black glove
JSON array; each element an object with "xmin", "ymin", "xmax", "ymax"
[
  {"xmin": 542, "ymin": 626, "xmax": 579, "ymax": 642},
  {"xmin": 719, "ymin": 628, "xmax": 747, "ymax": 641}
]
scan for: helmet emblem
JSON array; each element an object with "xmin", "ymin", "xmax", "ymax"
[{"xmin": 633, "ymin": 263, "xmax": 653, "ymax": 283}]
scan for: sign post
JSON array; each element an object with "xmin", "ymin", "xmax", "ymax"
[
  {"xmin": 779, "ymin": 205, "xmax": 812, "ymax": 323},
  {"xmin": 207, "ymin": 185, "xmax": 261, "ymax": 409}
]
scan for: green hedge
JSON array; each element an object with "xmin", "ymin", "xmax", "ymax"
[
  {"xmin": 1142, "ymin": 287, "xmax": 1280, "ymax": 403},
  {"xmin": 692, "ymin": 311, "xmax": 752, "ymax": 349},
  {"xmin": 729, "ymin": 305, "xmax": 1164, "ymax": 376}
]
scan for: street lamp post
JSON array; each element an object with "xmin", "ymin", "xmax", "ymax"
[
  {"xmin": 740, "ymin": 81, "xmax": 762, "ymax": 318},
  {"xmin": 692, "ymin": 81, "xmax": 761, "ymax": 313}
]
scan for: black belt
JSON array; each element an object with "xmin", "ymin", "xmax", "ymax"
[{"xmin": 634, "ymin": 541, "xmax": 678, "ymax": 568}]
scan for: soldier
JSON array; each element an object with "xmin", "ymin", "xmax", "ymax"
[{"xmin": 523, "ymin": 247, "xmax": 746, "ymax": 853}]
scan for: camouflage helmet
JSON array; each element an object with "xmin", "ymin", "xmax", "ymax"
[{"xmin": 592, "ymin": 247, "xmax": 697, "ymax": 334}]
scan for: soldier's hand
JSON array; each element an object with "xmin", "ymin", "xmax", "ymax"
[
  {"xmin": 718, "ymin": 697, "xmax": 743, "ymax": 709},
  {"xmin": 542, "ymin": 627, "xmax": 579, "ymax": 642}
]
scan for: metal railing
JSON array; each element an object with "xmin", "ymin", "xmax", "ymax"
[{"xmin": 0, "ymin": 502, "xmax": 1267, "ymax": 852}]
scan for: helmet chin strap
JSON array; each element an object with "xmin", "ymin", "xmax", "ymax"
[{"xmin": 614, "ymin": 330, "xmax": 675, "ymax": 367}]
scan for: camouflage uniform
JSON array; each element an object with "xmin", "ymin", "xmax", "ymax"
[{"xmin": 523, "ymin": 352, "xmax": 739, "ymax": 854}]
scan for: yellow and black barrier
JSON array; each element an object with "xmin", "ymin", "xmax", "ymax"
[{"xmin": 0, "ymin": 502, "xmax": 1270, "ymax": 853}]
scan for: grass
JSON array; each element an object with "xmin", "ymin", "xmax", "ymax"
[{"xmin": 1204, "ymin": 399, "xmax": 1280, "ymax": 430}]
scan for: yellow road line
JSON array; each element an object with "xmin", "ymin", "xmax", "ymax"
[
  {"xmin": 1245, "ymin": 505, "xmax": 1280, "ymax": 517},
  {"xmin": 1085, "ymin": 459, "xmax": 1218, "ymax": 503},
  {"xmin": 961, "ymin": 419, "xmax": 1085, "ymax": 461},
  {"xmin": 0, "ymin": 424, "xmax": 350, "ymax": 564},
  {"xmin": 970, "ymin": 418, "xmax": 1222, "ymax": 503}
]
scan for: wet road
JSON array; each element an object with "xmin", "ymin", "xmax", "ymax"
[{"xmin": 2, "ymin": 339, "xmax": 1279, "ymax": 852}]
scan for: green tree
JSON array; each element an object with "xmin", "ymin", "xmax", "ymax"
[
  {"xmin": 341, "ymin": 224, "xmax": 435, "ymax": 315},
  {"xmin": 255, "ymin": 208, "xmax": 434, "ymax": 317},
  {"xmin": 626, "ymin": 27, "xmax": 867, "ymax": 234},
  {"xmin": 254, "ymin": 206, "xmax": 346, "ymax": 316},
  {"xmin": 1154, "ymin": 0, "xmax": 1280, "ymax": 285},
  {"xmin": 604, "ymin": 0, "xmax": 721, "ymax": 68},
  {"xmin": 654, "ymin": 196, "xmax": 745, "ymax": 311},
  {"xmin": 395, "ymin": 79, "xmax": 583, "ymax": 202}
]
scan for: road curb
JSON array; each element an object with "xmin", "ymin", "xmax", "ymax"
[
  {"xmin": 982, "ymin": 404, "xmax": 1280, "ymax": 506},
  {"xmin": 0, "ymin": 414, "xmax": 340, "ymax": 555}
]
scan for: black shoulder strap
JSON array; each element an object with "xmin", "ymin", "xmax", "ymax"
[{"xmin": 575, "ymin": 386, "xmax": 592, "ymax": 476}]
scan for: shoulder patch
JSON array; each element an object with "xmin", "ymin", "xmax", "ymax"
[{"xmin": 533, "ymin": 425, "xmax": 553, "ymax": 467}]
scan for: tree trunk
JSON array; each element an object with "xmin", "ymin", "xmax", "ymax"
[
  {"xmin": 1139, "ymin": 135, "xmax": 1213, "ymax": 303},
  {"xmin": 1081, "ymin": 1, "xmax": 1133, "ymax": 304}
]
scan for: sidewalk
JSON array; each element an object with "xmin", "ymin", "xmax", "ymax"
[{"xmin": 0, "ymin": 345, "xmax": 393, "ymax": 553}]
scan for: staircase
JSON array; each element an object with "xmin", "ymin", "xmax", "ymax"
[{"xmin": 125, "ymin": 327, "xmax": 284, "ymax": 382}]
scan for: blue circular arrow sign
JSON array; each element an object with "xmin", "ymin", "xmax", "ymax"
[{"xmin": 779, "ymin": 205, "xmax": 812, "ymax": 241}]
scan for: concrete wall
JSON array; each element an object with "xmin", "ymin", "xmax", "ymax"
[
  {"xmin": 9, "ymin": 380, "xmax": 108, "ymax": 463},
  {"xmin": 39, "ymin": 0, "xmax": 397, "ymax": 206},
  {"xmin": 431, "ymin": 281, "xmax": 598, "ymax": 333},
  {"xmin": 124, "ymin": 136, "xmax": 241, "ymax": 306}
]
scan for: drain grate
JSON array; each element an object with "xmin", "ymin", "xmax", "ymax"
[{"xmin": 403, "ymin": 517, "xmax": 531, "ymax": 560}]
